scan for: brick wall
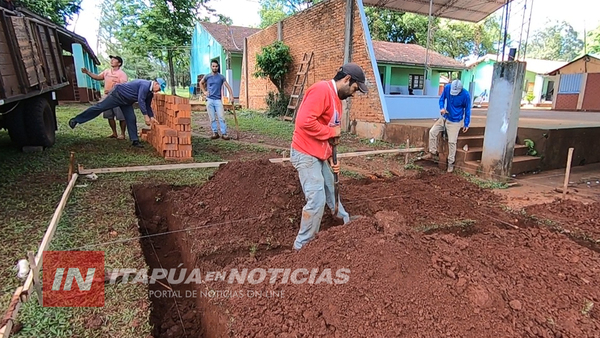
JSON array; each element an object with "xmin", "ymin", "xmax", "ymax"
[
  {"xmin": 582, "ymin": 73, "xmax": 600, "ymax": 111},
  {"xmin": 554, "ymin": 94, "xmax": 578, "ymax": 110},
  {"xmin": 240, "ymin": 0, "xmax": 384, "ymax": 124}
]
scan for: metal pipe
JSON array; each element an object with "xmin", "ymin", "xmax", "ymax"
[{"xmin": 424, "ymin": 0, "xmax": 433, "ymax": 95}]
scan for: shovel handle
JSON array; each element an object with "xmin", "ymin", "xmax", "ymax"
[{"xmin": 331, "ymin": 141, "xmax": 339, "ymax": 217}]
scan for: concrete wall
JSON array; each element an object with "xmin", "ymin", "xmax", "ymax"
[
  {"xmin": 241, "ymin": 0, "xmax": 385, "ymax": 138},
  {"xmin": 517, "ymin": 127, "xmax": 600, "ymax": 170}
]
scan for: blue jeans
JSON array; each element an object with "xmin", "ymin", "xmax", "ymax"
[
  {"xmin": 206, "ymin": 98, "xmax": 227, "ymax": 135},
  {"xmin": 291, "ymin": 148, "xmax": 350, "ymax": 250},
  {"xmin": 73, "ymin": 91, "xmax": 139, "ymax": 142}
]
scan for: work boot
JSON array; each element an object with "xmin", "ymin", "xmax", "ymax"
[
  {"xmin": 131, "ymin": 140, "xmax": 144, "ymax": 148},
  {"xmin": 221, "ymin": 134, "xmax": 230, "ymax": 140},
  {"xmin": 210, "ymin": 132, "xmax": 219, "ymax": 139},
  {"xmin": 68, "ymin": 118, "xmax": 77, "ymax": 129},
  {"xmin": 447, "ymin": 164, "xmax": 454, "ymax": 173},
  {"xmin": 420, "ymin": 152, "xmax": 437, "ymax": 160}
]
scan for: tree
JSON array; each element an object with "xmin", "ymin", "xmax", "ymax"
[
  {"xmin": 364, "ymin": 7, "xmax": 501, "ymax": 59},
  {"xmin": 254, "ymin": 41, "xmax": 293, "ymax": 116},
  {"xmin": 585, "ymin": 25, "xmax": 600, "ymax": 55},
  {"xmin": 524, "ymin": 20, "xmax": 584, "ymax": 61},
  {"xmin": 258, "ymin": 0, "xmax": 320, "ymax": 28},
  {"xmin": 16, "ymin": 0, "xmax": 82, "ymax": 25},
  {"xmin": 110, "ymin": 0, "xmax": 203, "ymax": 95}
]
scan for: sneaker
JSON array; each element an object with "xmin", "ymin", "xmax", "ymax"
[
  {"xmin": 131, "ymin": 141, "xmax": 144, "ymax": 148},
  {"xmin": 447, "ymin": 164, "xmax": 454, "ymax": 173},
  {"xmin": 221, "ymin": 134, "xmax": 230, "ymax": 140},
  {"xmin": 68, "ymin": 118, "xmax": 77, "ymax": 129},
  {"xmin": 210, "ymin": 133, "xmax": 220, "ymax": 139}
]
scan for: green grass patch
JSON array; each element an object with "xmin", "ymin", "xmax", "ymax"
[
  {"xmin": 458, "ymin": 171, "xmax": 509, "ymax": 189},
  {"xmin": 227, "ymin": 109, "xmax": 294, "ymax": 142},
  {"xmin": 0, "ymin": 103, "xmax": 245, "ymax": 336}
]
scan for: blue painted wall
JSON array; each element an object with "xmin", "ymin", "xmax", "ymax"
[
  {"xmin": 72, "ymin": 43, "xmax": 100, "ymax": 92},
  {"xmin": 190, "ymin": 23, "xmax": 224, "ymax": 86}
]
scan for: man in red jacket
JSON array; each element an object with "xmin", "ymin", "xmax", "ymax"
[{"xmin": 291, "ymin": 63, "xmax": 368, "ymax": 251}]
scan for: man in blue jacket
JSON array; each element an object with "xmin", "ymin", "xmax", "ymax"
[
  {"xmin": 69, "ymin": 78, "xmax": 167, "ymax": 148},
  {"xmin": 422, "ymin": 79, "xmax": 471, "ymax": 173}
]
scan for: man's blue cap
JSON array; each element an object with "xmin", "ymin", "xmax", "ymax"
[{"xmin": 156, "ymin": 78, "xmax": 167, "ymax": 92}]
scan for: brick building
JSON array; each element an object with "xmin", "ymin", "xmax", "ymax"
[
  {"xmin": 548, "ymin": 54, "xmax": 600, "ymax": 111},
  {"xmin": 240, "ymin": 0, "xmax": 509, "ymax": 139}
]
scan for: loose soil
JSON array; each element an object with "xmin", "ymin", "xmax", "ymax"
[{"xmin": 133, "ymin": 160, "xmax": 600, "ymax": 337}]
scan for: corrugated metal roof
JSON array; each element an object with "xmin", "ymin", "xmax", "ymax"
[
  {"xmin": 362, "ymin": 0, "xmax": 511, "ymax": 23},
  {"xmin": 200, "ymin": 22, "xmax": 260, "ymax": 53},
  {"xmin": 373, "ymin": 41, "xmax": 466, "ymax": 69}
]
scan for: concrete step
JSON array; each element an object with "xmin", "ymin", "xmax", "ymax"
[
  {"xmin": 456, "ymin": 144, "xmax": 530, "ymax": 163},
  {"xmin": 510, "ymin": 155, "xmax": 542, "ymax": 175},
  {"xmin": 461, "ymin": 126, "xmax": 485, "ymax": 137},
  {"xmin": 460, "ymin": 155, "xmax": 541, "ymax": 176},
  {"xmin": 457, "ymin": 135, "xmax": 484, "ymax": 149}
]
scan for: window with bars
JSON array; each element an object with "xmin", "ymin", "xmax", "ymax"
[{"xmin": 409, "ymin": 74, "xmax": 424, "ymax": 90}]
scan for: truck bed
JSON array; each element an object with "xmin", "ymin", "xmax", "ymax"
[{"xmin": 0, "ymin": 7, "xmax": 68, "ymax": 105}]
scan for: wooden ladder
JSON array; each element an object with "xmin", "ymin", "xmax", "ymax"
[{"xmin": 284, "ymin": 51, "xmax": 313, "ymax": 121}]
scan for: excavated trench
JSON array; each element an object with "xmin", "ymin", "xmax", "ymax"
[{"xmin": 130, "ymin": 160, "xmax": 600, "ymax": 337}]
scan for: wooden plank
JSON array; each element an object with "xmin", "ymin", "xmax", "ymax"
[
  {"xmin": 23, "ymin": 174, "xmax": 79, "ymax": 294},
  {"xmin": 78, "ymin": 162, "xmax": 227, "ymax": 175},
  {"xmin": 1, "ymin": 11, "xmax": 27, "ymax": 93},
  {"xmin": 9, "ymin": 17, "xmax": 42, "ymax": 87},
  {"xmin": 36, "ymin": 25, "xmax": 53, "ymax": 84},
  {"xmin": 46, "ymin": 28, "xmax": 62, "ymax": 79},
  {"xmin": 0, "ymin": 286, "xmax": 23, "ymax": 338},
  {"xmin": 269, "ymin": 147, "xmax": 426, "ymax": 163}
]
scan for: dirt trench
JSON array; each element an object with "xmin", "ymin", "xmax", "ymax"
[{"xmin": 132, "ymin": 160, "xmax": 600, "ymax": 338}]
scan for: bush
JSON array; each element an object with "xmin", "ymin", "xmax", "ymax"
[{"xmin": 265, "ymin": 91, "xmax": 290, "ymax": 117}]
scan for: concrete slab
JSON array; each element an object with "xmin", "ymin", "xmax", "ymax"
[{"xmin": 391, "ymin": 108, "xmax": 600, "ymax": 129}]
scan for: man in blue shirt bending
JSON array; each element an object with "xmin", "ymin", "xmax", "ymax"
[
  {"xmin": 68, "ymin": 78, "xmax": 166, "ymax": 148},
  {"xmin": 200, "ymin": 59, "xmax": 234, "ymax": 140},
  {"xmin": 421, "ymin": 79, "xmax": 471, "ymax": 173}
]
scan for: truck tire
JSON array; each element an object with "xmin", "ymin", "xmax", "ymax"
[
  {"xmin": 25, "ymin": 97, "xmax": 56, "ymax": 148},
  {"xmin": 4, "ymin": 104, "xmax": 29, "ymax": 147}
]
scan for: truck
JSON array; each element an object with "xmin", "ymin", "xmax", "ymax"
[{"xmin": 0, "ymin": 6, "xmax": 70, "ymax": 148}]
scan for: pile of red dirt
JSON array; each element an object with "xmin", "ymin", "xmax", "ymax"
[
  {"xmin": 154, "ymin": 160, "xmax": 600, "ymax": 337},
  {"xmin": 525, "ymin": 199, "xmax": 600, "ymax": 240}
]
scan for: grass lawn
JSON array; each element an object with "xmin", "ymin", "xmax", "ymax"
[{"xmin": 0, "ymin": 103, "xmax": 289, "ymax": 337}]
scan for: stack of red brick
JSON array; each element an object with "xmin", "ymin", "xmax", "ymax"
[{"xmin": 140, "ymin": 94, "xmax": 192, "ymax": 161}]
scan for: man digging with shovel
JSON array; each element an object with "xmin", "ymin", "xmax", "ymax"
[
  {"xmin": 421, "ymin": 79, "xmax": 471, "ymax": 173},
  {"xmin": 290, "ymin": 63, "xmax": 368, "ymax": 251}
]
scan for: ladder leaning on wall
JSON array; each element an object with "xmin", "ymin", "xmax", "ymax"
[{"xmin": 284, "ymin": 51, "xmax": 314, "ymax": 122}]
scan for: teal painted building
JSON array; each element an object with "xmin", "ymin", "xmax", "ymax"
[
  {"xmin": 190, "ymin": 22, "xmax": 259, "ymax": 98},
  {"xmin": 461, "ymin": 54, "xmax": 567, "ymax": 105},
  {"xmin": 372, "ymin": 40, "xmax": 467, "ymax": 119}
]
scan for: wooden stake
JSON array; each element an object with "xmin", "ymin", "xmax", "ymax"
[
  {"xmin": 562, "ymin": 147, "xmax": 575, "ymax": 199},
  {"xmin": 68, "ymin": 151, "xmax": 75, "ymax": 182},
  {"xmin": 23, "ymin": 174, "xmax": 79, "ymax": 294},
  {"xmin": 404, "ymin": 139, "xmax": 410, "ymax": 165},
  {"xmin": 27, "ymin": 252, "xmax": 42, "ymax": 306}
]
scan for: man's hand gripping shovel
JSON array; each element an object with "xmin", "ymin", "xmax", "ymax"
[{"xmin": 329, "ymin": 135, "xmax": 342, "ymax": 222}]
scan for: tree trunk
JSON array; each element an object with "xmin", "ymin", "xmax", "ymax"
[{"xmin": 168, "ymin": 50, "xmax": 176, "ymax": 96}]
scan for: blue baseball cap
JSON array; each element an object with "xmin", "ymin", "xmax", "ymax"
[{"xmin": 156, "ymin": 78, "xmax": 167, "ymax": 92}]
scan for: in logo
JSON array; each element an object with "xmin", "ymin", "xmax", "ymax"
[{"xmin": 43, "ymin": 251, "xmax": 105, "ymax": 307}]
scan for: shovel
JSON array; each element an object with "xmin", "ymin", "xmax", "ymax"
[
  {"xmin": 231, "ymin": 103, "xmax": 240, "ymax": 140},
  {"xmin": 438, "ymin": 118, "xmax": 449, "ymax": 170},
  {"xmin": 329, "ymin": 137, "xmax": 341, "ymax": 220}
]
